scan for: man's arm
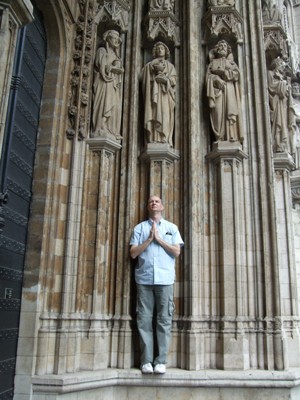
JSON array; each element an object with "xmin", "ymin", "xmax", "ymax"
[
  {"xmin": 130, "ymin": 238, "xmax": 152, "ymax": 259},
  {"xmin": 130, "ymin": 225, "xmax": 155, "ymax": 259},
  {"xmin": 152, "ymin": 222, "xmax": 181, "ymax": 257},
  {"xmin": 154, "ymin": 237, "xmax": 181, "ymax": 258}
]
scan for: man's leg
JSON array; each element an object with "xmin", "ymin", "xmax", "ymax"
[
  {"xmin": 136, "ymin": 284, "xmax": 155, "ymax": 365},
  {"xmin": 153, "ymin": 285, "xmax": 174, "ymax": 365}
]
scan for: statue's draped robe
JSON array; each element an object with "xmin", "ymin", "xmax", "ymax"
[
  {"xmin": 142, "ymin": 58, "xmax": 176, "ymax": 145},
  {"xmin": 92, "ymin": 47, "xmax": 123, "ymax": 137},
  {"xmin": 206, "ymin": 57, "xmax": 243, "ymax": 142},
  {"xmin": 268, "ymin": 69, "xmax": 296, "ymax": 153}
]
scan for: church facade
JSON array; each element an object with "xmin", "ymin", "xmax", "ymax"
[{"xmin": 1, "ymin": 0, "xmax": 300, "ymax": 398}]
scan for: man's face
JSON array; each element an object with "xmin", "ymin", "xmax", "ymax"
[
  {"xmin": 147, "ymin": 196, "xmax": 164, "ymax": 213},
  {"xmin": 216, "ymin": 41, "xmax": 228, "ymax": 57},
  {"xmin": 156, "ymin": 44, "xmax": 166, "ymax": 58}
]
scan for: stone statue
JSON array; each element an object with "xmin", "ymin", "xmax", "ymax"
[
  {"xmin": 141, "ymin": 42, "xmax": 176, "ymax": 146},
  {"xmin": 262, "ymin": 0, "xmax": 282, "ymax": 24},
  {"xmin": 268, "ymin": 56, "xmax": 296, "ymax": 153},
  {"xmin": 92, "ymin": 30, "xmax": 124, "ymax": 139},
  {"xmin": 149, "ymin": 0, "xmax": 175, "ymax": 11},
  {"xmin": 206, "ymin": 40, "xmax": 243, "ymax": 143},
  {"xmin": 208, "ymin": 0, "xmax": 235, "ymax": 6}
]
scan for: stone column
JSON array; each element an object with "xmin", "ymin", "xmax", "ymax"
[
  {"xmin": 273, "ymin": 152, "xmax": 300, "ymax": 369},
  {"xmin": 207, "ymin": 141, "xmax": 249, "ymax": 370},
  {"xmin": 54, "ymin": 140, "xmax": 87, "ymax": 374},
  {"xmin": 140, "ymin": 143, "xmax": 180, "ymax": 201},
  {"xmin": 85, "ymin": 136, "xmax": 122, "ymax": 370}
]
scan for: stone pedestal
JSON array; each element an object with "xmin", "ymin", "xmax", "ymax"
[
  {"xmin": 273, "ymin": 152, "xmax": 300, "ymax": 369},
  {"xmin": 86, "ymin": 136, "xmax": 123, "ymax": 369},
  {"xmin": 207, "ymin": 141, "xmax": 249, "ymax": 370},
  {"xmin": 140, "ymin": 143, "xmax": 180, "ymax": 202}
]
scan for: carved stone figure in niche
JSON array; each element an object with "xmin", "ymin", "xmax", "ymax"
[
  {"xmin": 268, "ymin": 56, "xmax": 297, "ymax": 153},
  {"xmin": 92, "ymin": 30, "xmax": 124, "ymax": 139},
  {"xmin": 141, "ymin": 42, "xmax": 176, "ymax": 146},
  {"xmin": 206, "ymin": 40, "xmax": 243, "ymax": 143},
  {"xmin": 262, "ymin": 0, "xmax": 282, "ymax": 24},
  {"xmin": 150, "ymin": 0, "xmax": 175, "ymax": 11},
  {"xmin": 208, "ymin": 0, "xmax": 235, "ymax": 6},
  {"xmin": 292, "ymin": 82, "xmax": 300, "ymax": 167}
]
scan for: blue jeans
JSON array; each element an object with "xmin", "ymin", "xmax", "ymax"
[{"xmin": 136, "ymin": 284, "xmax": 174, "ymax": 366}]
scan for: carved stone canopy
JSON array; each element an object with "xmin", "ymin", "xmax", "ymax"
[
  {"xmin": 95, "ymin": 0, "xmax": 131, "ymax": 32},
  {"xmin": 264, "ymin": 25, "xmax": 288, "ymax": 61},
  {"xmin": 202, "ymin": 6, "xmax": 243, "ymax": 44},
  {"xmin": 144, "ymin": 8, "xmax": 180, "ymax": 47}
]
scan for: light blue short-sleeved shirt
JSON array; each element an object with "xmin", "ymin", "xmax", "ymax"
[{"xmin": 130, "ymin": 218, "xmax": 184, "ymax": 285}]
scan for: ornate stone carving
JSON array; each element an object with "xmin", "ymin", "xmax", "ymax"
[
  {"xmin": 264, "ymin": 26, "xmax": 288, "ymax": 60},
  {"xmin": 141, "ymin": 42, "xmax": 176, "ymax": 146},
  {"xmin": 202, "ymin": 5, "xmax": 243, "ymax": 44},
  {"xmin": 144, "ymin": 0, "xmax": 180, "ymax": 46},
  {"xmin": 208, "ymin": 0, "xmax": 235, "ymax": 6},
  {"xmin": 262, "ymin": 1, "xmax": 288, "ymax": 60},
  {"xmin": 66, "ymin": 0, "xmax": 96, "ymax": 141},
  {"xmin": 206, "ymin": 40, "xmax": 243, "ymax": 143},
  {"xmin": 267, "ymin": 57, "xmax": 296, "ymax": 153},
  {"xmin": 150, "ymin": 0, "xmax": 174, "ymax": 11},
  {"xmin": 91, "ymin": 30, "xmax": 124, "ymax": 140},
  {"xmin": 262, "ymin": 0, "xmax": 282, "ymax": 25},
  {"xmin": 95, "ymin": 0, "xmax": 130, "ymax": 32}
]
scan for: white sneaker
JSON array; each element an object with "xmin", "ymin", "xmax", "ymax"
[
  {"xmin": 141, "ymin": 363, "xmax": 153, "ymax": 374},
  {"xmin": 154, "ymin": 363, "xmax": 166, "ymax": 374}
]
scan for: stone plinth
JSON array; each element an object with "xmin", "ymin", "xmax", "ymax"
[
  {"xmin": 140, "ymin": 143, "xmax": 180, "ymax": 201},
  {"xmin": 30, "ymin": 368, "xmax": 300, "ymax": 400},
  {"xmin": 86, "ymin": 136, "xmax": 122, "ymax": 153},
  {"xmin": 273, "ymin": 152, "xmax": 300, "ymax": 369},
  {"xmin": 207, "ymin": 141, "xmax": 249, "ymax": 370}
]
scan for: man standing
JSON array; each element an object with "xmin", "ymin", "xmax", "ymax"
[{"xmin": 130, "ymin": 196, "xmax": 184, "ymax": 374}]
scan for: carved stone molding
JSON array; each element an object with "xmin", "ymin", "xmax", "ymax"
[
  {"xmin": 202, "ymin": 6, "xmax": 243, "ymax": 45},
  {"xmin": 0, "ymin": 0, "xmax": 34, "ymax": 26},
  {"xmin": 140, "ymin": 143, "xmax": 180, "ymax": 163},
  {"xmin": 273, "ymin": 151, "xmax": 295, "ymax": 171},
  {"xmin": 66, "ymin": 0, "xmax": 97, "ymax": 141},
  {"xmin": 206, "ymin": 141, "xmax": 248, "ymax": 164},
  {"xmin": 95, "ymin": 0, "xmax": 130, "ymax": 32},
  {"xmin": 144, "ymin": 9, "xmax": 180, "ymax": 47},
  {"xmin": 86, "ymin": 135, "xmax": 122, "ymax": 153}
]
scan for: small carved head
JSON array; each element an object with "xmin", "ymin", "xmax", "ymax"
[
  {"xmin": 215, "ymin": 40, "xmax": 231, "ymax": 57},
  {"xmin": 269, "ymin": 56, "xmax": 286, "ymax": 73},
  {"xmin": 103, "ymin": 30, "xmax": 122, "ymax": 46},
  {"xmin": 152, "ymin": 42, "xmax": 170, "ymax": 59}
]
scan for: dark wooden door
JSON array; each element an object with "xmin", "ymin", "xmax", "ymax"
[{"xmin": 0, "ymin": 5, "xmax": 46, "ymax": 398}]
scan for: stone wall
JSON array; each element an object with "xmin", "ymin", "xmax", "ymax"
[{"xmin": 3, "ymin": 0, "xmax": 300, "ymax": 398}]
